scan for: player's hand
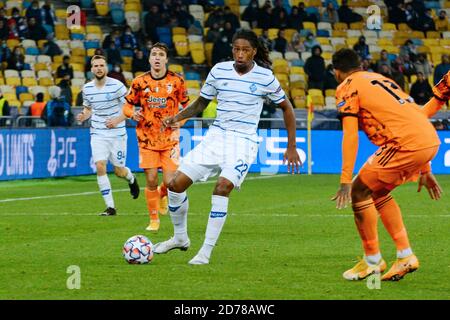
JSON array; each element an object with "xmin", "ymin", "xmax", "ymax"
[
  {"xmin": 418, "ymin": 172, "xmax": 442, "ymax": 200},
  {"xmin": 162, "ymin": 116, "xmax": 178, "ymax": 129},
  {"xmin": 131, "ymin": 109, "xmax": 143, "ymax": 122},
  {"xmin": 283, "ymin": 146, "xmax": 301, "ymax": 174},
  {"xmin": 433, "ymin": 70, "xmax": 450, "ymax": 101},
  {"xmin": 105, "ymin": 117, "xmax": 120, "ymax": 129},
  {"xmin": 331, "ymin": 183, "xmax": 352, "ymax": 209},
  {"xmin": 76, "ymin": 112, "xmax": 86, "ymax": 123}
]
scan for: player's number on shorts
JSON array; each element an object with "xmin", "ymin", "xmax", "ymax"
[
  {"xmin": 234, "ymin": 160, "xmax": 249, "ymax": 177},
  {"xmin": 371, "ymin": 79, "xmax": 407, "ymax": 104},
  {"xmin": 117, "ymin": 151, "xmax": 125, "ymax": 161}
]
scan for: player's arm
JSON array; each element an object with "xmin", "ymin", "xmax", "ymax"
[
  {"xmin": 76, "ymin": 106, "xmax": 92, "ymax": 122},
  {"xmin": 277, "ymin": 99, "xmax": 301, "ymax": 174},
  {"xmin": 122, "ymin": 80, "xmax": 143, "ymax": 121},
  {"xmin": 417, "ymin": 162, "xmax": 442, "ymax": 200},
  {"xmin": 421, "ymin": 70, "xmax": 450, "ymax": 117},
  {"xmin": 163, "ymin": 96, "xmax": 210, "ymax": 127}
]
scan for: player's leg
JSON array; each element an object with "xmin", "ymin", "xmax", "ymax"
[
  {"xmin": 110, "ymin": 137, "xmax": 139, "ymax": 199},
  {"xmin": 189, "ymin": 177, "xmax": 234, "ymax": 265},
  {"xmin": 159, "ymin": 146, "xmax": 180, "ymax": 216},
  {"xmin": 342, "ymin": 175, "xmax": 387, "ymax": 280},
  {"xmin": 158, "ymin": 181, "xmax": 168, "ymax": 215},
  {"xmin": 143, "ymin": 167, "xmax": 160, "ymax": 231},
  {"xmin": 152, "ymin": 171, "xmax": 193, "ymax": 253}
]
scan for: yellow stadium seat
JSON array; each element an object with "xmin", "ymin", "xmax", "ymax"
[
  {"xmin": 6, "ymin": 39, "xmax": 20, "ymax": 49},
  {"xmin": 303, "ymin": 22, "xmax": 316, "ymax": 31},
  {"xmin": 22, "ymin": 78, "xmax": 38, "ymax": 87},
  {"xmin": 168, "ymin": 64, "xmax": 184, "ymax": 74},
  {"xmin": 268, "ymin": 28, "xmax": 279, "ymax": 40},
  {"xmin": 322, "ymin": 52, "xmax": 332, "ymax": 60},
  {"xmin": 426, "ymin": 31, "xmax": 440, "ymax": 39},
  {"xmin": 95, "ymin": 3, "xmax": 109, "ymax": 16},
  {"xmin": 311, "ymin": 94, "xmax": 325, "ymax": 107},
  {"xmin": 397, "ymin": 23, "xmax": 411, "ymax": 32},
  {"xmin": 305, "ymin": 0, "xmax": 322, "ymax": 6},
  {"xmin": 55, "ymin": 9, "xmax": 67, "ymax": 19},
  {"xmin": 71, "ymin": 47, "xmax": 86, "ymax": 56},
  {"xmin": 411, "ymin": 31, "xmax": 424, "ymax": 38},
  {"xmin": 325, "ymin": 89, "xmax": 336, "ymax": 97},
  {"xmin": 124, "ymin": 3, "xmax": 141, "ymax": 11},
  {"xmin": 38, "ymin": 78, "xmax": 54, "ymax": 86},
  {"xmin": 205, "ymin": 42, "xmax": 213, "ymax": 66},
  {"xmin": 191, "ymin": 49, "xmax": 205, "ymax": 64},
  {"xmin": 186, "ymin": 80, "xmax": 200, "ymax": 89},
  {"xmin": 284, "ymin": 29, "xmax": 297, "ymax": 42},
  {"xmin": 72, "ymin": 63, "xmax": 85, "ymax": 72},
  {"xmin": 308, "ymin": 89, "xmax": 323, "ymax": 97},
  {"xmin": 440, "ymin": 39, "xmax": 450, "ymax": 46},
  {"xmin": 333, "ymin": 22, "xmax": 348, "ymax": 31},
  {"xmin": 189, "ymin": 42, "xmax": 204, "ymax": 51},
  {"xmin": 290, "ymin": 66, "xmax": 305, "ymax": 75},
  {"xmin": 0, "ymin": 78, "xmax": 4, "ymax": 85},
  {"xmin": 291, "ymin": 88, "xmax": 305, "ymax": 99},
  {"xmin": 34, "ymin": 63, "xmax": 50, "ymax": 72},
  {"xmin": 346, "ymin": 37, "xmax": 359, "ymax": 46},
  {"xmin": 316, "ymin": 37, "xmax": 330, "ymax": 45},
  {"xmin": 19, "ymin": 92, "xmax": 34, "ymax": 103},
  {"xmin": 273, "ymin": 65, "xmax": 289, "ymax": 74},
  {"xmin": 253, "ymin": 28, "xmax": 262, "ymax": 37},
  {"xmin": 350, "ymin": 22, "xmax": 364, "ymax": 30},
  {"xmin": 172, "ymin": 27, "xmax": 187, "ymax": 35},
  {"xmin": 293, "ymin": 97, "xmax": 307, "ymax": 109},
  {"xmin": 173, "ymin": 37, "xmax": 189, "ymax": 56},
  {"xmin": 86, "ymin": 25, "xmax": 102, "ymax": 35},
  {"xmin": 382, "ymin": 23, "xmax": 397, "ymax": 31},
  {"xmin": 290, "ymin": 80, "xmax": 306, "ymax": 90},
  {"xmin": 6, "ymin": 77, "xmax": 21, "ymax": 86},
  {"xmin": 3, "ymin": 93, "xmax": 17, "ymax": 101}
]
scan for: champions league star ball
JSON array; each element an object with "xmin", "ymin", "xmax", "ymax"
[{"xmin": 122, "ymin": 235, "xmax": 154, "ymax": 264}]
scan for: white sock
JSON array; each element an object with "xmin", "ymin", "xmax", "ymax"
[
  {"xmin": 200, "ymin": 195, "xmax": 229, "ymax": 259},
  {"xmin": 119, "ymin": 167, "xmax": 134, "ymax": 183},
  {"xmin": 168, "ymin": 190, "xmax": 188, "ymax": 243},
  {"xmin": 364, "ymin": 253, "xmax": 382, "ymax": 266},
  {"xmin": 97, "ymin": 174, "xmax": 114, "ymax": 208},
  {"xmin": 397, "ymin": 248, "xmax": 413, "ymax": 259}
]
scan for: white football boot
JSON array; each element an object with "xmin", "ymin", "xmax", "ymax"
[
  {"xmin": 153, "ymin": 237, "xmax": 190, "ymax": 254},
  {"xmin": 188, "ymin": 252, "xmax": 210, "ymax": 265}
]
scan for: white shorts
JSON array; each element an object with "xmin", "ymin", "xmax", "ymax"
[
  {"xmin": 179, "ymin": 131, "xmax": 258, "ymax": 188},
  {"xmin": 91, "ymin": 136, "xmax": 127, "ymax": 167}
]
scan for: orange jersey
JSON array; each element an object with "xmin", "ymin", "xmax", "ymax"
[
  {"xmin": 336, "ymin": 71, "xmax": 440, "ymax": 151},
  {"xmin": 123, "ymin": 71, "xmax": 189, "ymax": 150}
]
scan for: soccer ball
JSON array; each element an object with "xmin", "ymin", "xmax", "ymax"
[{"xmin": 122, "ymin": 235, "xmax": 154, "ymax": 264}]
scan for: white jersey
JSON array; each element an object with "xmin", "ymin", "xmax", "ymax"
[
  {"xmin": 199, "ymin": 61, "xmax": 286, "ymax": 142},
  {"xmin": 82, "ymin": 77, "xmax": 128, "ymax": 138}
]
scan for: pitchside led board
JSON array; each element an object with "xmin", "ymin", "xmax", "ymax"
[{"xmin": 0, "ymin": 128, "xmax": 449, "ymax": 181}]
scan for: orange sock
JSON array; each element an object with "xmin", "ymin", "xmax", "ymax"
[
  {"xmin": 159, "ymin": 182, "xmax": 168, "ymax": 198},
  {"xmin": 375, "ymin": 195, "xmax": 411, "ymax": 251},
  {"xmin": 145, "ymin": 188, "xmax": 159, "ymax": 222},
  {"xmin": 352, "ymin": 199, "xmax": 380, "ymax": 256}
]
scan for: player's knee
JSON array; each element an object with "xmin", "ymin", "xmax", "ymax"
[
  {"xmin": 113, "ymin": 167, "xmax": 124, "ymax": 177},
  {"xmin": 213, "ymin": 179, "xmax": 234, "ymax": 196},
  {"xmin": 167, "ymin": 178, "xmax": 183, "ymax": 193},
  {"xmin": 96, "ymin": 163, "xmax": 107, "ymax": 175},
  {"xmin": 351, "ymin": 177, "xmax": 372, "ymax": 203}
]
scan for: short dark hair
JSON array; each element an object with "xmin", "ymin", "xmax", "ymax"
[
  {"xmin": 332, "ymin": 48, "xmax": 361, "ymax": 72},
  {"xmin": 91, "ymin": 55, "xmax": 107, "ymax": 63},
  {"xmin": 150, "ymin": 42, "xmax": 169, "ymax": 56},
  {"xmin": 36, "ymin": 92, "xmax": 44, "ymax": 102}
]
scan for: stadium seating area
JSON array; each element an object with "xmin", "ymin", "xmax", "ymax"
[{"xmin": 0, "ymin": 0, "xmax": 449, "ymax": 128}]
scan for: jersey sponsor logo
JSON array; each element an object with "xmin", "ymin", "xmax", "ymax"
[
  {"xmin": 166, "ymin": 83, "xmax": 173, "ymax": 94},
  {"xmin": 146, "ymin": 96, "xmax": 167, "ymax": 107}
]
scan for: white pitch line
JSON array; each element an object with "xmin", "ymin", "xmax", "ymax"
[{"xmin": 0, "ymin": 174, "xmax": 295, "ymax": 203}]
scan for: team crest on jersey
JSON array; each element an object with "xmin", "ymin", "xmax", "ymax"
[
  {"xmin": 105, "ymin": 93, "xmax": 111, "ymax": 100},
  {"xmin": 166, "ymin": 83, "xmax": 173, "ymax": 94},
  {"xmin": 144, "ymin": 88, "xmax": 150, "ymax": 93},
  {"xmin": 249, "ymin": 83, "xmax": 257, "ymax": 93}
]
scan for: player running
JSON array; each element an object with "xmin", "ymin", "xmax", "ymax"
[
  {"xmin": 331, "ymin": 49, "xmax": 442, "ymax": 281},
  {"xmin": 152, "ymin": 29, "xmax": 301, "ymax": 265},
  {"xmin": 77, "ymin": 55, "xmax": 140, "ymax": 216}
]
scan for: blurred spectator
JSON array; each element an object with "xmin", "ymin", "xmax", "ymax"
[
  {"xmin": 0, "ymin": 88, "xmax": 10, "ymax": 120},
  {"xmin": 435, "ymin": 10, "xmax": 449, "ymax": 32},
  {"xmin": 41, "ymin": 0, "xmax": 57, "ymax": 30},
  {"xmin": 390, "ymin": 59, "xmax": 406, "ymax": 91},
  {"xmin": 323, "ymin": 64, "xmax": 338, "ymax": 91},
  {"xmin": 274, "ymin": 9, "xmax": 289, "ymax": 29},
  {"xmin": 379, "ymin": 64, "xmax": 392, "ymax": 79},
  {"xmin": 102, "ymin": 29, "xmax": 122, "ymax": 50},
  {"xmin": 0, "ymin": 8, "xmax": 7, "ymax": 25},
  {"xmin": 387, "ymin": 1, "xmax": 406, "ymax": 25},
  {"xmin": 58, "ymin": 75, "xmax": 73, "ymax": 106},
  {"xmin": 241, "ymin": 0, "xmax": 259, "ymax": 28},
  {"xmin": 121, "ymin": 25, "xmax": 138, "ymax": 50},
  {"xmin": 0, "ymin": 20, "xmax": 8, "ymax": 40},
  {"xmin": 272, "ymin": 29, "xmax": 288, "ymax": 55},
  {"xmin": 258, "ymin": 29, "xmax": 272, "ymax": 52},
  {"xmin": 337, "ymin": 0, "xmax": 362, "ymax": 25},
  {"xmin": 28, "ymin": 92, "xmax": 46, "ymax": 117},
  {"xmin": 212, "ymin": 35, "xmax": 232, "ymax": 65},
  {"xmin": 288, "ymin": 6, "xmax": 303, "ymax": 30},
  {"xmin": 298, "ymin": 2, "xmax": 318, "ymax": 24},
  {"xmin": 376, "ymin": 50, "xmax": 391, "ymax": 74},
  {"xmin": 304, "ymin": 45, "xmax": 325, "ymax": 90},
  {"xmin": 414, "ymin": 53, "xmax": 432, "ymax": 79},
  {"xmin": 205, "ymin": 22, "xmax": 221, "ymax": 43},
  {"xmin": 132, "ymin": 49, "xmax": 150, "ymax": 73},
  {"xmin": 353, "ymin": 36, "xmax": 370, "ymax": 60},
  {"xmin": 43, "ymin": 86, "xmax": 72, "ymax": 127},
  {"xmin": 259, "ymin": 100, "xmax": 276, "ymax": 129},
  {"xmin": 188, "ymin": 21, "xmax": 203, "ymax": 37},
  {"xmin": 223, "ymin": 6, "xmax": 240, "ymax": 32},
  {"xmin": 0, "ymin": 39, "xmax": 11, "ymax": 62},
  {"xmin": 9, "ymin": 8, "xmax": 28, "ymax": 39},
  {"xmin": 257, "ymin": 3, "xmax": 272, "ymax": 29},
  {"xmin": 144, "ymin": 5, "xmax": 165, "ymax": 43},
  {"xmin": 42, "ymin": 35, "xmax": 62, "ymax": 57},
  {"xmin": 303, "ymin": 33, "xmax": 319, "ymax": 52},
  {"xmin": 106, "ymin": 42, "xmax": 123, "ymax": 66},
  {"xmin": 361, "ymin": 58, "xmax": 374, "ymax": 72},
  {"xmin": 27, "ymin": 17, "xmax": 47, "ymax": 41},
  {"xmin": 434, "ymin": 54, "xmax": 450, "ymax": 85},
  {"xmin": 415, "ymin": 9, "xmax": 436, "ymax": 32},
  {"xmin": 142, "ymin": 39, "xmax": 153, "ymax": 59},
  {"xmin": 26, "ymin": 0, "xmax": 43, "ymax": 25},
  {"xmin": 323, "ymin": 0, "xmax": 339, "ymax": 9},
  {"xmin": 7, "ymin": 46, "xmax": 27, "ymax": 71},
  {"xmin": 410, "ymin": 72, "xmax": 432, "ymax": 105},
  {"xmin": 107, "ymin": 64, "xmax": 127, "ymax": 86},
  {"xmin": 291, "ymin": 32, "xmax": 305, "ymax": 55},
  {"xmin": 222, "ymin": 22, "xmax": 235, "ymax": 43},
  {"xmin": 174, "ymin": 4, "xmax": 195, "ymax": 30},
  {"xmin": 433, "ymin": 120, "xmax": 448, "ymax": 130},
  {"xmin": 405, "ymin": 2, "xmax": 419, "ymax": 29},
  {"xmin": 56, "ymin": 55, "xmax": 74, "ymax": 79},
  {"xmin": 206, "ymin": 7, "xmax": 226, "ymax": 29},
  {"xmin": 399, "ymin": 39, "xmax": 417, "ymax": 62},
  {"xmin": 322, "ymin": 2, "xmax": 339, "ymax": 24}
]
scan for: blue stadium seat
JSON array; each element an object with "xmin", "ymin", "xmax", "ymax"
[
  {"xmin": 388, "ymin": 53, "xmax": 397, "ymax": 61},
  {"xmin": 300, "ymin": 29, "xmax": 313, "ymax": 37},
  {"xmin": 305, "ymin": 7, "xmax": 320, "ymax": 21},
  {"xmin": 9, "ymin": 106, "xmax": 19, "ymax": 118},
  {"xmin": 240, "ymin": 0, "xmax": 251, "ymax": 5},
  {"xmin": 120, "ymin": 49, "xmax": 134, "ymax": 57},
  {"xmin": 16, "ymin": 86, "xmax": 28, "ymax": 98},
  {"xmin": 290, "ymin": 59, "xmax": 304, "ymax": 67},
  {"xmin": 25, "ymin": 47, "xmax": 40, "ymax": 55},
  {"xmin": 84, "ymin": 41, "xmax": 100, "ymax": 49},
  {"xmin": 22, "ymin": 0, "xmax": 31, "ymax": 9},
  {"xmin": 81, "ymin": 0, "xmax": 93, "ymax": 8},
  {"xmin": 157, "ymin": 27, "xmax": 173, "ymax": 47},
  {"xmin": 43, "ymin": 24, "xmax": 54, "ymax": 34},
  {"xmin": 212, "ymin": 0, "xmax": 224, "ymax": 5},
  {"xmin": 71, "ymin": 33, "xmax": 85, "ymax": 40},
  {"xmin": 185, "ymin": 71, "xmax": 201, "ymax": 81},
  {"xmin": 425, "ymin": 1, "xmax": 441, "ymax": 9},
  {"xmin": 411, "ymin": 39, "xmax": 423, "ymax": 46},
  {"xmin": 111, "ymin": 9, "xmax": 125, "ymax": 24}
]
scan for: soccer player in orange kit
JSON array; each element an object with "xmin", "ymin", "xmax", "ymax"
[
  {"xmin": 107, "ymin": 43, "xmax": 189, "ymax": 232},
  {"xmin": 331, "ymin": 49, "xmax": 443, "ymax": 281}
]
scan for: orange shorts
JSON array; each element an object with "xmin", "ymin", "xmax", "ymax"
[
  {"xmin": 358, "ymin": 145, "xmax": 439, "ymax": 192},
  {"xmin": 139, "ymin": 145, "xmax": 180, "ymax": 171}
]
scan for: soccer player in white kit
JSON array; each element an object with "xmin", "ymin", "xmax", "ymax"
[
  {"xmin": 76, "ymin": 55, "xmax": 140, "ymax": 216},
  {"xmin": 153, "ymin": 30, "xmax": 301, "ymax": 264}
]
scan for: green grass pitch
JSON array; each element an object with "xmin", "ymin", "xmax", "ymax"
[{"xmin": 0, "ymin": 173, "xmax": 449, "ymax": 300}]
